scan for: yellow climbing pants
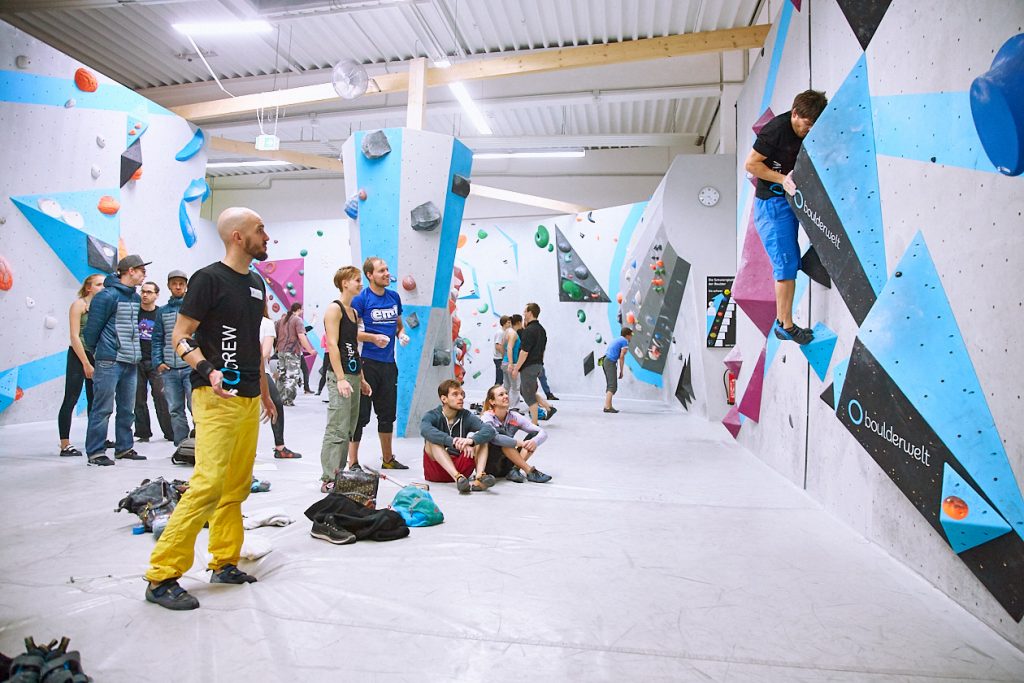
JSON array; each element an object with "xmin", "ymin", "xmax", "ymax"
[{"xmin": 146, "ymin": 387, "xmax": 260, "ymax": 583}]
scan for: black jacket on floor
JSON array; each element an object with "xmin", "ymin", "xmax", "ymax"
[{"xmin": 304, "ymin": 493, "xmax": 409, "ymax": 542}]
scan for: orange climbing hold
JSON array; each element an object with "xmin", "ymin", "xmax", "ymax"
[
  {"xmin": 0, "ymin": 255, "xmax": 13, "ymax": 291},
  {"xmin": 98, "ymin": 195, "xmax": 120, "ymax": 215},
  {"xmin": 942, "ymin": 495, "xmax": 969, "ymax": 520},
  {"xmin": 15, "ymin": 387, "xmax": 24, "ymax": 401},
  {"xmin": 131, "ymin": 167, "xmax": 143, "ymax": 181},
  {"xmin": 457, "ymin": 234, "xmax": 468, "ymax": 249},
  {"xmin": 74, "ymin": 67, "xmax": 98, "ymax": 92}
]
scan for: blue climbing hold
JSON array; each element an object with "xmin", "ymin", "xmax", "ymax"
[
  {"xmin": 175, "ymin": 128, "xmax": 206, "ymax": 161},
  {"xmin": 970, "ymin": 33, "xmax": 1024, "ymax": 176},
  {"xmin": 798, "ymin": 322, "xmax": 838, "ymax": 382}
]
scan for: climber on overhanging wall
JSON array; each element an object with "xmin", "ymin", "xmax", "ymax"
[{"xmin": 744, "ymin": 89, "xmax": 829, "ymax": 345}]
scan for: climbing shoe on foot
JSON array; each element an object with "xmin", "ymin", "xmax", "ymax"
[
  {"xmin": 456, "ymin": 475, "xmax": 472, "ymax": 494},
  {"xmin": 210, "ymin": 564, "xmax": 257, "ymax": 584},
  {"xmin": 60, "ymin": 446, "xmax": 83, "ymax": 457},
  {"xmin": 115, "ymin": 448, "xmax": 147, "ymax": 460},
  {"xmin": 146, "ymin": 579, "xmax": 199, "ymax": 610},
  {"xmin": 381, "ymin": 457, "xmax": 409, "ymax": 470},
  {"xmin": 773, "ymin": 321, "xmax": 814, "ymax": 345},
  {"xmin": 527, "ymin": 469, "xmax": 552, "ymax": 483},
  {"xmin": 273, "ymin": 447, "xmax": 302, "ymax": 459},
  {"xmin": 87, "ymin": 454, "xmax": 114, "ymax": 466},
  {"xmin": 506, "ymin": 468, "xmax": 526, "ymax": 483}
]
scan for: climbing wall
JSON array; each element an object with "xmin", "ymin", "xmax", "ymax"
[
  {"xmin": 731, "ymin": 0, "xmax": 1024, "ymax": 643},
  {"xmin": 0, "ymin": 23, "xmax": 218, "ymax": 426},
  {"xmin": 341, "ymin": 128, "xmax": 471, "ymax": 437}
]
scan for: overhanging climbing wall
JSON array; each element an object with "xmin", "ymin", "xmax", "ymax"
[
  {"xmin": 341, "ymin": 128, "xmax": 472, "ymax": 437},
  {"xmin": 731, "ymin": 0, "xmax": 1024, "ymax": 643}
]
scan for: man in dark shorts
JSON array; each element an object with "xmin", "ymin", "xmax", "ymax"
[
  {"xmin": 511, "ymin": 302, "xmax": 556, "ymax": 426},
  {"xmin": 602, "ymin": 326, "xmax": 632, "ymax": 413},
  {"xmin": 350, "ymin": 256, "xmax": 410, "ymax": 470},
  {"xmin": 744, "ymin": 89, "xmax": 828, "ymax": 345},
  {"xmin": 144, "ymin": 207, "xmax": 277, "ymax": 611}
]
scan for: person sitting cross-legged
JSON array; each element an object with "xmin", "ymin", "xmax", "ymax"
[
  {"xmin": 421, "ymin": 379, "xmax": 497, "ymax": 494},
  {"xmin": 480, "ymin": 384, "xmax": 552, "ymax": 484}
]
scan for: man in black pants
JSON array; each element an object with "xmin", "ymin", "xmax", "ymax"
[
  {"xmin": 511, "ymin": 302, "xmax": 556, "ymax": 426},
  {"xmin": 135, "ymin": 281, "xmax": 174, "ymax": 442},
  {"xmin": 349, "ymin": 257, "xmax": 410, "ymax": 470}
]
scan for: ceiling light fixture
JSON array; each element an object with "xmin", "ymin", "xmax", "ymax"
[
  {"xmin": 172, "ymin": 20, "xmax": 273, "ymax": 36},
  {"xmin": 473, "ymin": 150, "xmax": 586, "ymax": 160},
  {"xmin": 206, "ymin": 160, "xmax": 294, "ymax": 168},
  {"xmin": 449, "ymin": 82, "xmax": 492, "ymax": 135}
]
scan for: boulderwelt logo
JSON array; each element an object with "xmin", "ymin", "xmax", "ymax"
[
  {"xmin": 793, "ymin": 190, "xmax": 842, "ymax": 250},
  {"xmin": 847, "ymin": 399, "xmax": 932, "ymax": 467}
]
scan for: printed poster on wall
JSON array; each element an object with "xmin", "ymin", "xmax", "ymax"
[{"xmin": 706, "ymin": 276, "xmax": 736, "ymax": 347}]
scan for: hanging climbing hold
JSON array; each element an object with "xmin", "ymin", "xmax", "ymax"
[
  {"xmin": 0, "ymin": 255, "xmax": 13, "ymax": 291},
  {"xmin": 316, "ymin": 230, "xmax": 324, "ymax": 237},
  {"xmin": 457, "ymin": 234, "xmax": 468, "ymax": 249},
  {"xmin": 616, "ymin": 293, "xmax": 623, "ymax": 304},
  {"xmin": 626, "ymin": 312, "xmax": 636, "ymax": 325},
  {"xmin": 476, "ymin": 229, "xmax": 488, "ymax": 240},
  {"xmin": 97, "ymin": 196, "xmax": 120, "ymax": 215},
  {"xmin": 361, "ymin": 130, "xmax": 391, "ymax": 159},
  {"xmin": 298, "ymin": 270, "xmax": 305, "ymax": 276},
  {"xmin": 90, "ymin": 165, "xmax": 101, "ymax": 179},
  {"xmin": 300, "ymin": 249, "xmax": 308, "ymax": 257},
  {"xmin": 534, "ymin": 225, "xmax": 550, "ymax": 248},
  {"xmin": 411, "ymin": 201, "xmax": 442, "ymax": 231},
  {"xmin": 478, "ymin": 303, "xmax": 489, "ymax": 314},
  {"xmin": 573, "ymin": 265, "xmax": 590, "ymax": 280},
  {"xmin": 74, "ymin": 67, "xmax": 98, "ymax": 92},
  {"xmin": 358, "ymin": 189, "xmax": 368, "ymax": 200},
  {"xmin": 576, "ymin": 309, "xmax": 586, "ymax": 323},
  {"xmin": 64, "ymin": 98, "xmax": 75, "ymax": 108},
  {"xmin": 401, "ymin": 275, "xmax": 417, "ymax": 291},
  {"xmin": 547, "ymin": 244, "xmax": 554, "ymax": 252},
  {"xmin": 44, "ymin": 315, "xmax": 57, "ymax": 329}
]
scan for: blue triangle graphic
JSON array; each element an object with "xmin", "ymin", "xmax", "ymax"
[
  {"xmin": 939, "ymin": 463, "xmax": 1012, "ymax": 553},
  {"xmin": 800, "ymin": 322, "xmax": 838, "ymax": 381},
  {"xmin": 859, "ymin": 232, "xmax": 1024, "ymax": 540},
  {"xmin": 11, "ymin": 190, "xmax": 121, "ymax": 281},
  {"xmin": 802, "ymin": 54, "xmax": 887, "ymax": 295},
  {"xmin": 0, "ymin": 368, "xmax": 17, "ymax": 414},
  {"xmin": 832, "ymin": 356, "xmax": 850, "ymax": 406}
]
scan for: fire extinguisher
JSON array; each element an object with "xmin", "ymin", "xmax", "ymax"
[{"xmin": 724, "ymin": 369, "xmax": 736, "ymax": 405}]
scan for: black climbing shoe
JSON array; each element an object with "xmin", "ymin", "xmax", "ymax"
[{"xmin": 146, "ymin": 579, "xmax": 199, "ymax": 611}]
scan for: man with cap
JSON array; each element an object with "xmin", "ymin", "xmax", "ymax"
[
  {"xmin": 154, "ymin": 270, "xmax": 192, "ymax": 446},
  {"xmin": 82, "ymin": 254, "xmax": 150, "ymax": 465},
  {"xmin": 134, "ymin": 280, "xmax": 174, "ymax": 443}
]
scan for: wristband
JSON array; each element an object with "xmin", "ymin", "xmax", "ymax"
[
  {"xmin": 196, "ymin": 360, "xmax": 216, "ymax": 378},
  {"xmin": 176, "ymin": 337, "xmax": 199, "ymax": 358}
]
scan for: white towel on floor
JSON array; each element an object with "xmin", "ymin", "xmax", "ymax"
[
  {"xmin": 242, "ymin": 508, "xmax": 295, "ymax": 530},
  {"xmin": 240, "ymin": 534, "xmax": 272, "ymax": 560}
]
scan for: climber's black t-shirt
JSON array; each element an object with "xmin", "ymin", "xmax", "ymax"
[
  {"xmin": 753, "ymin": 112, "xmax": 803, "ymax": 200},
  {"xmin": 180, "ymin": 262, "xmax": 266, "ymax": 398}
]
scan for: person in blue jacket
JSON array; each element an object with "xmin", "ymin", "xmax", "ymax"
[
  {"xmin": 82, "ymin": 255, "xmax": 149, "ymax": 465},
  {"xmin": 153, "ymin": 270, "xmax": 192, "ymax": 446}
]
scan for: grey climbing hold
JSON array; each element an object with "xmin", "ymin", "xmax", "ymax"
[
  {"xmin": 432, "ymin": 348, "xmax": 452, "ymax": 366},
  {"xmin": 406, "ymin": 312, "xmax": 420, "ymax": 329},
  {"xmin": 361, "ymin": 130, "xmax": 391, "ymax": 159},
  {"xmin": 573, "ymin": 265, "xmax": 590, "ymax": 280},
  {"xmin": 411, "ymin": 201, "xmax": 441, "ymax": 232},
  {"xmin": 451, "ymin": 174, "xmax": 470, "ymax": 198}
]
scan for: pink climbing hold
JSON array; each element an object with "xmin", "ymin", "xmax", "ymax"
[
  {"xmin": 732, "ymin": 206, "xmax": 777, "ymax": 336},
  {"xmin": 401, "ymin": 275, "xmax": 416, "ymax": 291},
  {"xmin": 723, "ymin": 346, "xmax": 743, "ymax": 376},
  {"xmin": 722, "ymin": 405, "xmax": 743, "ymax": 438},
  {"xmin": 358, "ymin": 189, "xmax": 367, "ymax": 200}
]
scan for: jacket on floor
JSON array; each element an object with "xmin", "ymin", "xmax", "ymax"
[
  {"xmin": 152, "ymin": 296, "xmax": 189, "ymax": 369},
  {"xmin": 420, "ymin": 406, "xmax": 496, "ymax": 448},
  {"xmin": 83, "ymin": 275, "xmax": 141, "ymax": 363}
]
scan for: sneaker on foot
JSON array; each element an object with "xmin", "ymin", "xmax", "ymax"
[
  {"xmin": 545, "ymin": 406, "xmax": 558, "ymax": 420},
  {"xmin": 274, "ymin": 447, "xmax": 302, "ymax": 459},
  {"xmin": 145, "ymin": 579, "xmax": 199, "ymax": 611},
  {"xmin": 87, "ymin": 454, "xmax": 115, "ymax": 466},
  {"xmin": 547, "ymin": 394, "xmax": 560, "ymax": 400},
  {"xmin": 773, "ymin": 321, "xmax": 814, "ymax": 345},
  {"xmin": 59, "ymin": 446, "xmax": 83, "ymax": 457},
  {"xmin": 210, "ymin": 564, "xmax": 257, "ymax": 584},
  {"xmin": 310, "ymin": 521, "xmax": 356, "ymax": 545},
  {"xmin": 136, "ymin": 436, "xmax": 150, "ymax": 443},
  {"xmin": 603, "ymin": 407, "xmax": 619, "ymax": 413},
  {"xmin": 527, "ymin": 468, "xmax": 552, "ymax": 483},
  {"xmin": 381, "ymin": 457, "xmax": 409, "ymax": 470},
  {"xmin": 456, "ymin": 475, "xmax": 472, "ymax": 494},
  {"xmin": 104, "ymin": 439, "xmax": 115, "ymax": 450},
  {"xmin": 348, "ymin": 462, "xmax": 365, "ymax": 472},
  {"xmin": 505, "ymin": 468, "xmax": 526, "ymax": 483},
  {"xmin": 115, "ymin": 448, "xmax": 147, "ymax": 460}
]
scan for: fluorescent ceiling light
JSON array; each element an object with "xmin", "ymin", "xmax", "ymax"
[
  {"xmin": 432, "ymin": 58, "xmax": 452, "ymax": 68},
  {"xmin": 173, "ymin": 21, "xmax": 273, "ymax": 36},
  {"xmin": 206, "ymin": 160, "xmax": 293, "ymax": 168},
  {"xmin": 449, "ymin": 82, "xmax": 492, "ymax": 135},
  {"xmin": 473, "ymin": 150, "xmax": 586, "ymax": 160}
]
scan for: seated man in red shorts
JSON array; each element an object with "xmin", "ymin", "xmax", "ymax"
[{"xmin": 420, "ymin": 379, "xmax": 496, "ymax": 494}]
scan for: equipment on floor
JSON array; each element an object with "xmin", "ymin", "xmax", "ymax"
[
  {"xmin": 6, "ymin": 636, "xmax": 92, "ymax": 682},
  {"xmin": 171, "ymin": 437, "xmax": 195, "ymax": 466},
  {"xmin": 390, "ymin": 487, "xmax": 443, "ymax": 527},
  {"xmin": 116, "ymin": 477, "xmax": 187, "ymax": 532}
]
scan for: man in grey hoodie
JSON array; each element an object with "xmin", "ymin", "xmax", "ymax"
[
  {"xmin": 420, "ymin": 379, "xmax": 497, "ymax": 493},
  {"xmin": 82, "ymin": 255, "xmax": 149, "ymax": 465}
]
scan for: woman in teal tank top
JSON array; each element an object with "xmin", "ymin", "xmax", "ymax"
[{"xmin": 57, "ymin": 274, "xmax": 104, "ymax": 457}]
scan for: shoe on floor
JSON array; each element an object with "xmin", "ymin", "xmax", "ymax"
[
  {"xmin": 773, "ymin": 320, "xmax": 814, "ymax": 345},
  {"xmin": 115, "ymin": 448, "xmax": 147, "ymax": 460},
  {"xmin": 546, "ymin": 394, "xmax": 560, "ymax": 400},
  {"xmin": 320, "ymin": 480, "xmax": 334, "ymax": 494},
  {"xmin": 104, "ymin": 439, "xmax": 115, "ymax": 450},
  {"xmin": 527, "ymin": 468, "xmax": 552, "ymax": 483},
  {"xmin": 545, "ymin": 406, "xmax": 558, "ymax": 420},
  {"xmin": 310, "ymin": 521, "xmax": 356, "ymax": 545},
  {"xmin": 478, "ymin": 473, "xmax": 496, "ymax": 489},
  {"xmin": 274, "ymin": 447, "xmax": 302, "ymax": 459},
  {"xmin": 146, "ymin": 578, "xmax": 199, "ymax": 611},
  {"xmin": 210, "ymin": 564, "xmax": 257, "ymax": 584},
  {"xmin": 505, "ymin": 468, "xmax": 526, "ymax": 483},
  {"xmin": 381, "ymin": 457, "xmax": 409, "ymax": 470},
  {"xmin": 87, "ymin": 454, "xmax": 115, "ymax": 466},
  {"xmin": 137, "ymin": 436, "xmax": 150, "ymax": 443},
  {"xmin": 603, "ymin": 407, "xmax": 619, "ymax": 413},
  {"xmin": 456, "ymin": 475, "xmax": 472, "ymax": 494},
  {"xmin": 59, "ymin": 446, "xmax": 83, "ymax": 457}
]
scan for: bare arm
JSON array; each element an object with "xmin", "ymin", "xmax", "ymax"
[
  {"xmin": 618, "ymin": 347, "xmax": 626, "ymax": 377},
  {"xmin": 261, "ymin": 332, "xmax": 274, "ymax": 367},
  {"xmin": 68, "ymin": 299, "xmax": 90, "ymax": 368},
  {"xmin": 324, "ymin": 303, "xmax": 345, "ymax": 377}
]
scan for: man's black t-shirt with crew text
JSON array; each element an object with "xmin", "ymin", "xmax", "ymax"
[
  {"xmin": 753, "ymin": 112, "xmax": 803, "ymax": 200},
  {"xmin": 180, "ymin": 262, "xmax": 266, "ymax": 398}
]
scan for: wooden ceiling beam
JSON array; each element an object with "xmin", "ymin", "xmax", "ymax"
[
  {"xmin": 207, "ymin": 136, "xmax": 344, "ymax": 173},
  {"xmin": 172, "ymin": 24, "xmax": 769, "ymax": 123}
]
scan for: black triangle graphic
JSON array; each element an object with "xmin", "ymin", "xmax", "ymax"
[
  {"xmin": 819, "ymin": 382, "xmax": 835, "ymax": 410},
  {"xmin": 555, "ymin": 226, "xmax": 610, "ymax": 302},
  {"xmin": 120, "ymin": 138, "xmax": 143, "ymax": 188},
  {"xmin": 836, "ymin": 0, "xmax": 893, "ymax": 51},
  {"xmin": 801, "ymin": 245, "xmax": 832, "ymax": 289},
  {"xmin": 583, "ymin": 351, "xmax": 595, "ymax": 376}
]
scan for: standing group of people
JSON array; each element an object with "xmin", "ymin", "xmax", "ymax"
[{"xmin": 58, "ymin": 260, "xmax": 193, "ymax": 464}]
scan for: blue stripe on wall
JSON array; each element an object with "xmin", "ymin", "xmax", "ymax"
[
  {"xmin": 432, "ymin": 138, "xmax": 474, "ymax": 307},
  {"xmin": 353, "ymin": 128, "xmax": 403, "ymax": 276},
  {"xmin": 0, "ymin": 70, "xmax": 173, "ymax": 115},
  {"xmin": 395, "ymin": 304, "xmax": 433, "ymax": 436}
]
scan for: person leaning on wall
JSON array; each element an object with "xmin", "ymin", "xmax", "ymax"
[{"xmin": 56, "ymin": 273, "xmax": 105, "ymax": 457}]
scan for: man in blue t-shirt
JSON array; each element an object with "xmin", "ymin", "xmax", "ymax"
[
  {"xmin": 602, "ymin": 327, "xmax": 632, "ymax": 413},
  {"xmin": 350, "ymin": 257, "xmax": 410, "ymax": 470}
]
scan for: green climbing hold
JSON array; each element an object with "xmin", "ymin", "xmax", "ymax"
[
  {"xmin": 534, "ymin": 225, "xmax": 550, "ymax": 248},
  {"xmin": 547, "ymin": 244, "xmax": 554, "ymax": 252},
  {"xmin": 576, "ymin": 309, "xmax": 586, "ymax": 323},
  {"xmin": 478, "ymin": 303, "xmax": 489, "ymax": 314},
  {"xmin": 316, "ymin": 230, "xmax": 324, "ymax": 237},
  {"xmin": 300, "ymin": 249, "xmax": 308, "ymax": 257},
  {"xmin": 476, "ymin": 229, "xmax": 488, "ymax": 240},
  {"xmin": 298, "ymin": 270, "xmax": 304, "ymax": 276},
  {"xmin": 595, "ymin": 334, "xmax": 603, "ymax": 344},
  {"xmin": 472, "ymin": 370, "xmax": 482, "ymax": 379},
  {"xmin": 560, "ymin": 278, "xmax": 584, "ymax": 300}
]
